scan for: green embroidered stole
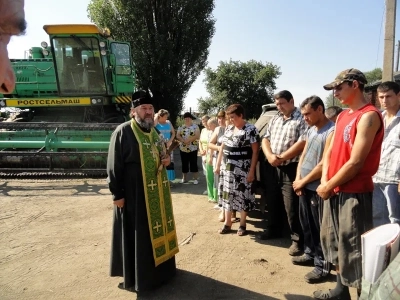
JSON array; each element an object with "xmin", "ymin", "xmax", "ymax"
[{"xmin": 131, "ymin": 120, "xmax": 179, "ymax": 266}]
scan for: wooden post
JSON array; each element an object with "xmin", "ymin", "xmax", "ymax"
[{"xmin": 382, "ymin": 0, "xmax": 397, "ymax": 81}]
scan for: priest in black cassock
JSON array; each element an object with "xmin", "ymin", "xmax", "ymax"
[{"xmin": 107, "ymin": 90, "xmax": 179, "ymax": 292}]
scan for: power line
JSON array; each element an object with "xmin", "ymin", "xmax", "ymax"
[{"xmin": 376, "ymin": 2, "xmax": 386, "ymax": 68}]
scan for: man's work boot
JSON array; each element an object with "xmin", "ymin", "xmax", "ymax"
[
  {"xmin": 288, "ymin": 241, "xmax": 303, "ymax": 256},
  {"xmin": 291, "ymin": 254, "xmax": 314, "ymax": 266},
  {"xmin": 304, "ymin": 268, "xmax": 330, "ymax": 284}
]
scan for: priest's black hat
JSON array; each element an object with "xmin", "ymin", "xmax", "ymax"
[{"xmin": 131, "ymin": 90, "xmax": 153, "ymax": 108}]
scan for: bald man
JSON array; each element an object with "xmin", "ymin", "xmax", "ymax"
[{"xmin": 0, "ymin": 0, "xmax": 26, "ymax": 94}]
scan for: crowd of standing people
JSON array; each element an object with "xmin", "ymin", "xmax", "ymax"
[
  {"xmin": 166, "ymin": 68, "xmax": 399, "ymax": 300},
  {"xmin": 253, "ymin": 68, "xmax": 398, "ymax": 300}
]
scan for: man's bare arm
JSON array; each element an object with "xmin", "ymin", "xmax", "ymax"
[
  {"xmin": 321, "ymin": 130, "xmax": 335, "ymax": 185},
  {"xmin": 261, "ymin": 137, "xmax": 273, "ymax": 158},
  {"xmin": 295, "ymin": 139, "xmax": 308, "ymax": 181},
  {"xmin": 292, "ymin": 139, "xmax": 308, "ymax": 195},
  {"xmin": 262, "ymin": 137, "xmax": 280, "ymax": 166},
  {"xmin": 278, "ymin": 140, "xmax": 306, "ymax": 162}
]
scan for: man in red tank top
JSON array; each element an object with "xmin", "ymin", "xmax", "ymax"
[{"xmin": 313, "ymin": 69, "xmax": 384, "ymax": 300}]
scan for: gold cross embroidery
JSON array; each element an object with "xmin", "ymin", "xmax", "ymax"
[
  {"xmin": 148, "ymin": 180, "xmax": 157, "ymax": 190},
  {"xmin": 143, "ymin": 141, "xmax": 151, "ymax": 148},
  {"xmin": 153, "ymin": 221, "xmax": 162, "ymax": 232},
  {"xmin": 162, "ymin": 178, "xmax": 169, "ymax": 187},
  {"xmin": 150, "ymin": 147, "xmax": 158, "ymax": 160}
]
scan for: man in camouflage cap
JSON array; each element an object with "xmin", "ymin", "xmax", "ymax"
[
  {"xmin": 323, "ymin": 68, "xmax": 368, "ymax": 91},
  {"xmin": 313, "ymin": 68, "xmax": 383, "ymax": 299}
]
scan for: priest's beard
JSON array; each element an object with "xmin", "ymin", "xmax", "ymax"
[{"xmin": 135, "ymin": 115, "xmax": 154, "ymax": 131}]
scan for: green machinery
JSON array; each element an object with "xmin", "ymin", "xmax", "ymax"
[{"xmin": 0, "ymin": 24, "xmax": 135, "ymax": 176}]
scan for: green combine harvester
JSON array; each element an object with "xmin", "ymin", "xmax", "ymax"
[{"xmin": 0, "ymin": 24, "xmax": 135, "ymax": 177}]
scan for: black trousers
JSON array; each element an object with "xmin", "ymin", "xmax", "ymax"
[
  {"xmin": 180, "ymin": 150, "xmax": 199, "ymax": 173},
  {"xmin": 259, "ymin": 157, "xmax": 286, "ymax": 233},
  {"xmin": 277, "ymin": 163, "xmax": 303, "ymax": 244},
  {"xmin": 262, "ymin": 162, "xmax": 303, "ymax": 244}
]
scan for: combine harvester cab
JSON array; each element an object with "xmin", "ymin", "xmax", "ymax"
[{"xmin": 0, "ymin": 24, "xmax": 134, "ymax": 177}]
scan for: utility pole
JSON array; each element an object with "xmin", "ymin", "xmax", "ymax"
[
  {"xmin": 396, "ymin": 40, "xmax": 400, "ymax": 72},
  {"xmin": 382, "ymin": 0, "xmax": 397, "ymax": 81}
]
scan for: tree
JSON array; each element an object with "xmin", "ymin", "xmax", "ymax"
[
  {"xmin": 364, "ymin": 68, "xmax": 382, "ymax": 84},
  {"xmin": 324, "ymin": 93, "xmax": 346, "ymax": 108},
  {"xmin": 87, "ymin": 0, "xmax": 215, "ymax": 124},
  {"xmin": 198, "ymin": 59, "xmax": 281, "ymax": 118}
]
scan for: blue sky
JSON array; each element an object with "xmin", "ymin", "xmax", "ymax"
[{"xmin": 8, "ymin": 0, "xmax": 399, "ymax": 110}]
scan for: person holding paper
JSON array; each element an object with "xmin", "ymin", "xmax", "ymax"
[
  {"xmin": 372, "ymin": 81, "xmax": 400, "ymax": 227},
  {"xmin": 314, "ymin": 69, "xmax": 384, "ymax": 300}
]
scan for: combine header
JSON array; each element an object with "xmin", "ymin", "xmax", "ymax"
[{"xmin": 0, "ymin": 24, "xmax": 134, "ymax": 177}]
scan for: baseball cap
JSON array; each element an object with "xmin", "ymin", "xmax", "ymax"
[{"xmin": 323, "ymin": 68, "xmax": 368, "ymax": 91}]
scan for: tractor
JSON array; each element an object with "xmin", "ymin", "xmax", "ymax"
[{"xmin": 0, "ymin": 24, "xmax": 135, "ymax": 177}]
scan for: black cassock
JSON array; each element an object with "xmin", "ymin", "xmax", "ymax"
[{"xmin": 107, "ymin": 121, "xmax": 176, "ymax": 292}]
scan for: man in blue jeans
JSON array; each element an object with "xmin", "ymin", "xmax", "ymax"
[
  {"xmin": 372, "ymin": 81, "xmax": 400, "ymax": 227},
  {"xmin": 292, "ymin": 96, "xmax": 335, "ymax": 283}
]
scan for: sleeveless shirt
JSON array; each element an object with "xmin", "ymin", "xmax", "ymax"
[{"xmin": 327, "ymin": 104, "xmax": 383, "ymax": 193}]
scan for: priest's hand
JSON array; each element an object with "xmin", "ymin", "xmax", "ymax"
[
  {"xmin": 161, "ymin": 155, "xmax": 171, "ymax": 167},
  {"xmin": 114, "ymin": 198, "xmax": 125, "ymax": 208}
]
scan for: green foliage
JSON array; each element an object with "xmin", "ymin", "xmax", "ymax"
[
  {"xmin": 324, "ymin": 93, "xmax": 346, "ymax": 108},
  {"xmin": 246, "ymin": 118, "xmax": 257, "ymax": 125},
  {"xmin": 87, "ymin": 0, "xmax": 216, "ymax": 124},
  {"xmin": 175, "ymin": 116, "xmax": 184, "ymax": 128},
  {"xmin": 364, "ymin": 68, "xmax": 382, "ymax": 84},
  {"xmin": 198, "ymin": 60, "xmax": 281, "ymax": 119}
]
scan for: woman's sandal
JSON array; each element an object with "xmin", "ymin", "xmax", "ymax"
[
  {"xmin": 218, "ymin": 225, "xmax": 231, "ymax": 234},
  {"xmin": 237, "ymin": 226, "xmax": 247, "ymax": 236}
]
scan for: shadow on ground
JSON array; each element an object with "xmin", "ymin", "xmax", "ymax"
[
  {"xmin": 0, "ymin": 180, "xmax": 109, "ymax": 196},
  {"xmin": 135, "ymin": 269, "xmax": 279, "ymax": 300}
]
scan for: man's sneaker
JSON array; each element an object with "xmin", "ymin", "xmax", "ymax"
[
  {"xmin": 181, "ymin": 179, "xmax": 187, "ymax": 183},
  {"xmin": 304, "ymin": 269, "xmax": 329, "ymax": 284},
  {"xmin": 193, "ymin": 180, "xmax": 198, "ymax": 185},
  {"xmin": 291, "ymin": 254, "xmax": 314, "ymax": 266},
  {"xmin": 288, "ymin": 241, "xmax": 303, "ymax": 256}
]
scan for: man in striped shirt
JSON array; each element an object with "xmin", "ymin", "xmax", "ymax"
[
  {"xmin": 372, "ymin": 81, "xmax": 400, "ymax": 227},
  {"xmin": 261, "ymin": 90, "xmax": 307, "ymax": 256}
]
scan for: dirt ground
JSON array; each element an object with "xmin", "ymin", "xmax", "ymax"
[{"xmin": 0, "ymin": 159, "xmax": 358, "ymax": 300}]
